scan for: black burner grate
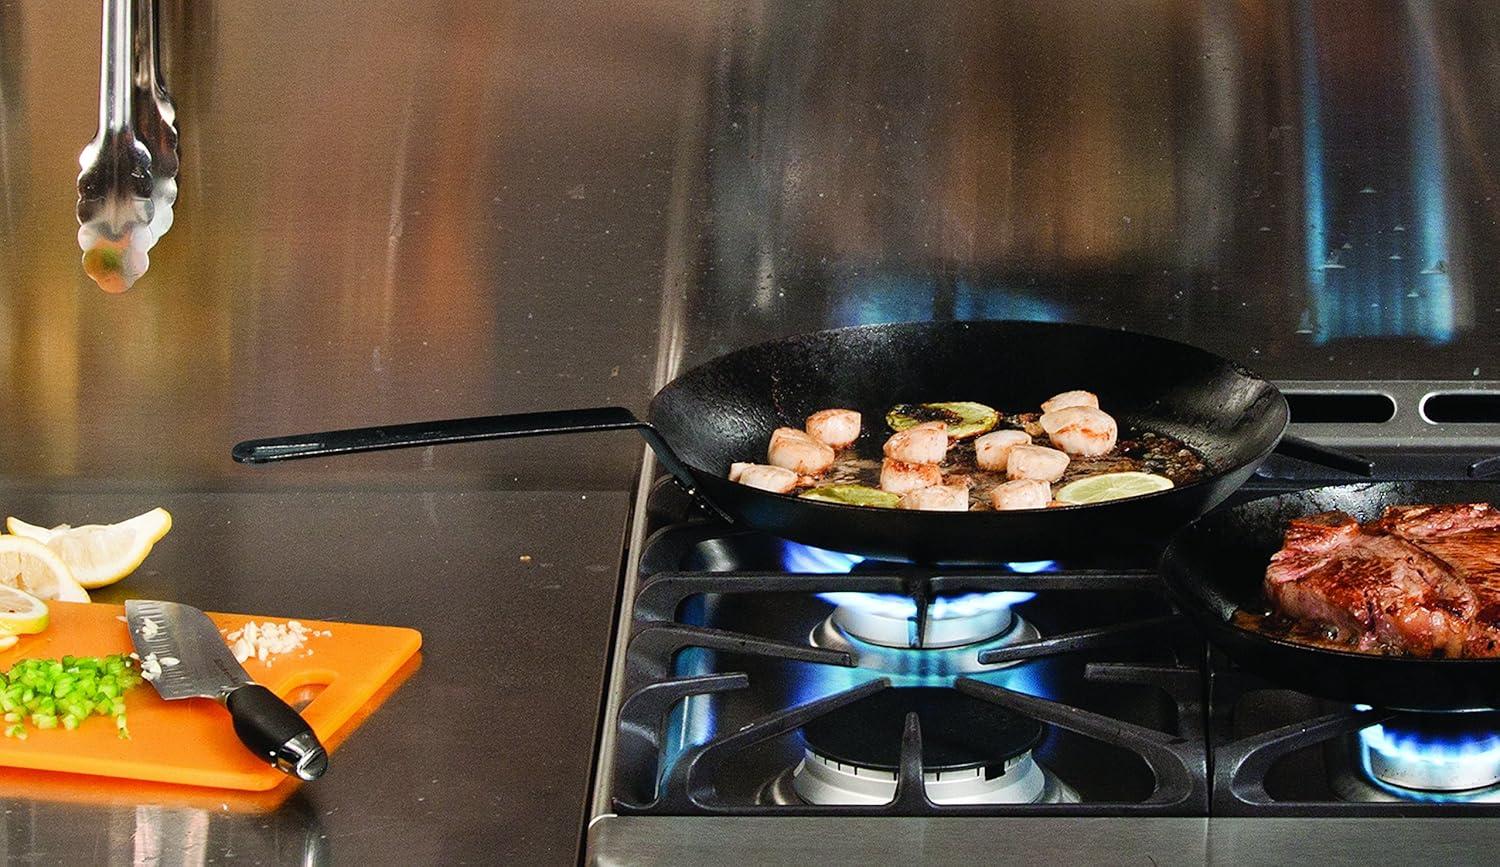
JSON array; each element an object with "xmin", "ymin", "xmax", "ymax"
[
  {"xmin": 1211, "ymin": 662, "xmax": 1500, "ymax": 816},
  {"xmin": 610, "ymin": 518, "xmax": 1209, "ymax": 816}
]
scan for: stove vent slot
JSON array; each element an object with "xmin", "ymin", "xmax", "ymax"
[
  {"xmin": 1421, "ymin": 392, "xmax": 1500, "ymax": 424},
  {"xmin": 1284, "ymin": 392, "xmax": 1396, "ymax": 424}
]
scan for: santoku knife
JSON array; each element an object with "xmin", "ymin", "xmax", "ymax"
[{"xmin": 125, "ymin": 599, "xmax": 328, "ymax": 780}]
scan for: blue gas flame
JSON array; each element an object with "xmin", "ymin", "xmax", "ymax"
[
  {"xmin": 781, "ymin": 543, "xmax": 867, "ymax": 574},
  {"xmin": 1360, "ymin": 722, "xmax": 1500, "ymax": 768},
  {"xmin": 1359, "ymin": 718, "xmax": 1500, "ymax": 802},
  {"xmin": 778, "ymin": 540, "xmax": 1051, "ymax": 621},
  {"xmin": 816, "ymin": 590, "xmax": 1038, "ymax": 620}
]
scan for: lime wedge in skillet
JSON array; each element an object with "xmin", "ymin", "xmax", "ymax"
[
  {"xmin": 1055, "ymin": 472, "xmax": 1174, "ymax": 505},
  {"xmin": 799, "ymin": 485, "xmax": 901, "ymax": 508},
  {"xmin": 885, "ymin": 402, "xmax": 999, "ymax": 439}
]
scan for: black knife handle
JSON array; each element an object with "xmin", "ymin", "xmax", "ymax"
[{"xmin": 225, "ymin": 684, "xmax": 328, "ymax": 781}]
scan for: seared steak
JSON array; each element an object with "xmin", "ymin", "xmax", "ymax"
[
  {"xmin": 1375, "ymin": 502, "xmax": 1500, "ymax": 538},
  {"xmin": 1378, "ymin": 503, "xmax": 1500, "ymax": 656},
  {"xmin": 1266, "ymin": 511, "xmax": 1476, "ymax": 656}
]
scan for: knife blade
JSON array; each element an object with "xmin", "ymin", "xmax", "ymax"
[{"xmin": 125, "ymin": 599, "xmax": 328, "ymax": 781}]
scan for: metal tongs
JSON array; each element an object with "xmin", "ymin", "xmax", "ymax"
[{"xmin": 76, "ymin": 0, "xmax": 177, "ymax": 290}]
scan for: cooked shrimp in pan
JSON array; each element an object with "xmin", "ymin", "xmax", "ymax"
[
  {"xmin": 1039, "ymin": 406, "xmax": 1118, "ymax": 457},
  {"xmin": 1041, "ymin": 390, "xmax": 1099, "ymax": 415},
  {"xmin": 767, "ymin": 427, "xmax": 836, "ymax": 475},
  {"xmin": 974, "ymin": 429, "xmax": 1030, "ymax": 471},
  {"xmin": 805, "ymin": 408, "xmax": 862, "ymax": 449},
  {"xmin": 728, "ymin": 462, "xmax": 799, "ymax": 493},
  {"xmin": 1006, "ymin": 444, "xmax": 1071, "ymax": 482},
  {"xmin": 880, "ymin": 458, "xmax": 943, "ymax": 493},
  {"xmin": 899, "ymin": 485, "xmax": 970, "ymax": 511},
  {"xmin": 990, "ymin": 479, "xmax": 1052, "ymax": 511},
  {"xmin": 883, "ymin": 421, "xmax": 948, "ymax": 464}
]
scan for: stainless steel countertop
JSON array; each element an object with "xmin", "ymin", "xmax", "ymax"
[
  {"xmin": 0, "ymin": 489, "xmax": 628, "ymax": 865},
  {"xmin": 2, "ymin": 2, "xmax": 704, "ymax": 861}
]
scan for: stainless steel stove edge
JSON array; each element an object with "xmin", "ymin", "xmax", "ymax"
[
  {"xmin": 586, "ymin": 815, "xmax": 1210, "ymax": 866},
  {"xmin": 586, "ymin": 816, "xmax": 1500, "ymax": 865},
  {"xmin": 586, "ymin": 449, "xmax": 661, "ymax": 824}
]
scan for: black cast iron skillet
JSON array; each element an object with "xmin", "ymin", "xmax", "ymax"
[
  {"xmin": 1161, "ymin": 481, "xmax": 1500, "ymax": 711},
  {"xmin": 233, "ymin": 320, "xmax": 1368, "ymax": 563}
]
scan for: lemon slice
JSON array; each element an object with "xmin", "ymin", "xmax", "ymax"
[
  {"xmin": 1056, "ymin": 472, "xmax": 1175, "ymax": 505},
  {"xmin": 886, "ymin": 402, "xmax": 1000, "ymax": 439},
  {"xmin": 0, "ymin": 536, "xmax": 89, "ymax": 602},
  {"xmin": 7, "ymin": 507, "xmax": 171, "ymax": 589},
  {"xmin": 0, "ymin": 632, "xmax": 16, "ymax": 652},
  {"xmin": 0, "ymin": 586, "xmax": 48, "ymax": 635},
  {"xmin": 799, "ymin": 484, "xmax": 902, "ymax": 508}
]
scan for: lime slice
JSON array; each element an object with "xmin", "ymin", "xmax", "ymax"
[
  {"xmin": 0, "ymin": 586, "xmax": 48, "ymax": 635},
  {"xmin": 799, "ymin": 485, "xmax": 902, "ymax": 508},
  {"xmin": 0, "ymin": 536, "xmax": 88, "ymax": 602},
  {"xmin": 885, "ymin": 402, "xmax": 1000, "ymax": 439},
  {"xmin": 1056, "ymin": 472, "xmax": 1175, "ymax": 505},
  {"xmin": 7, "ymin": 507, "xmax": 171, "ymax": 589}
]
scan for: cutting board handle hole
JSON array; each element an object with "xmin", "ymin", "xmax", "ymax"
[{"xmin": 286, "ymin": 682, "xmax": 328, "ymax": 712}]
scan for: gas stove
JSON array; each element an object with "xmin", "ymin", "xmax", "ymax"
[
  {"xmin": 608, "ymin": 519, "xmax": 1202, "ymax": 817},
  {"xmin": 586, "ymin": 469, "xmax": 1500, "ymax": 863}
]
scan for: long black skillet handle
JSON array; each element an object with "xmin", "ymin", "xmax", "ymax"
[
  {"xmin": 1273, "ymin": 433, "xmax": 1375, "ymax": 477},
  {"xmin": 230, "ymin": 407, "xmax": 734, "ymax": 522},
  {"xmin": 225, "ymin": 683, "xmax": 329, "ymax": 781}
]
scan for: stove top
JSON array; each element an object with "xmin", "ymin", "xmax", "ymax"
[
  {"xmin": 612, "ymin": 525, "xmax": 1203, "ymax": 817},
  {"xmin": 587, "ymin": 470, "xmax": 1500, "ymax": 861}
]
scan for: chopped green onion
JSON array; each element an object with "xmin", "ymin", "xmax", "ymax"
[{"xmin": 0, "ymin": 654, "xmax": 142, "ymax": 738}]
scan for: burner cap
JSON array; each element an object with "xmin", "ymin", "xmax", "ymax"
[
  {"xmin": 826, "ymin": 591, "xmax": 1026, "ymax": 648},
  {"xmin": 1362, "ymin": 711, "xmax": 1500, "ymax": 793},
  {"xmin": 801, "ymin": 687, "xmax": 1045, "ymax": 773}
]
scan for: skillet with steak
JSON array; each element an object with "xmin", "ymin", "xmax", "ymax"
[{"xmin": 1246, "ymin": 502, "xmax": 1500, "ymax": 658}]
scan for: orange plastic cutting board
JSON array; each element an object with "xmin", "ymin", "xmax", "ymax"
[{"xmin": 0, "ymin": 602, "xmax": 422, "ymax": 791}]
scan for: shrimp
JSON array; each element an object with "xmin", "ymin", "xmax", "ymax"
[
  {"xmin": 899, "ymin": 485, "xmax": 970, "ymax": 511},
  {"xmin": 883, "ymin": 421, "xmax": 948, "ymax": 464},
  {"xmin": 880, "ymin": 458, "xmax": 942, "ymax": 494},
  {"xmin": 1006, "ymin": 444, "xmax": 1071, "ymax": 482},
  {"xmin": 767, "ymin": 427, "xmax": 835, "ymax": 475},
  {"xmin": 1039, "ymin": 406, "xmax": 1118, "ymax": 457},
  {"xmin": 974, "ymin": 429, "xmax": 1030, "ymax": 471},
  {"xmin": 728, "ymin": 462, "xmax": 799, "ymax": 493},
  {"xmin": 1041, "ymin": 390, "xmax": 1099, "ymax": 415},
  {"xmin": 805, "ymin": 408, "xmax": 861, "ymax": 449},
  {"xmin": 990, "ymin": 479, "xmax": 1052, "ymax": 511}
]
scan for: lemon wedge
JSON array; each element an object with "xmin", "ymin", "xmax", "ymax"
[
  {"xmin": 0, "ymin": 536, "xmax": 89, "ymax": 602},
  {"xmin": 1056, "ymin": 472, "xmax": 1175, "ymax": 505},
  {"xmin": 5, "ymin": 507, "xmax": 170, "ymax": 590},
  {"xmin": 0, "ymin": 586, "xmax": 49, "ymax": 635}
]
